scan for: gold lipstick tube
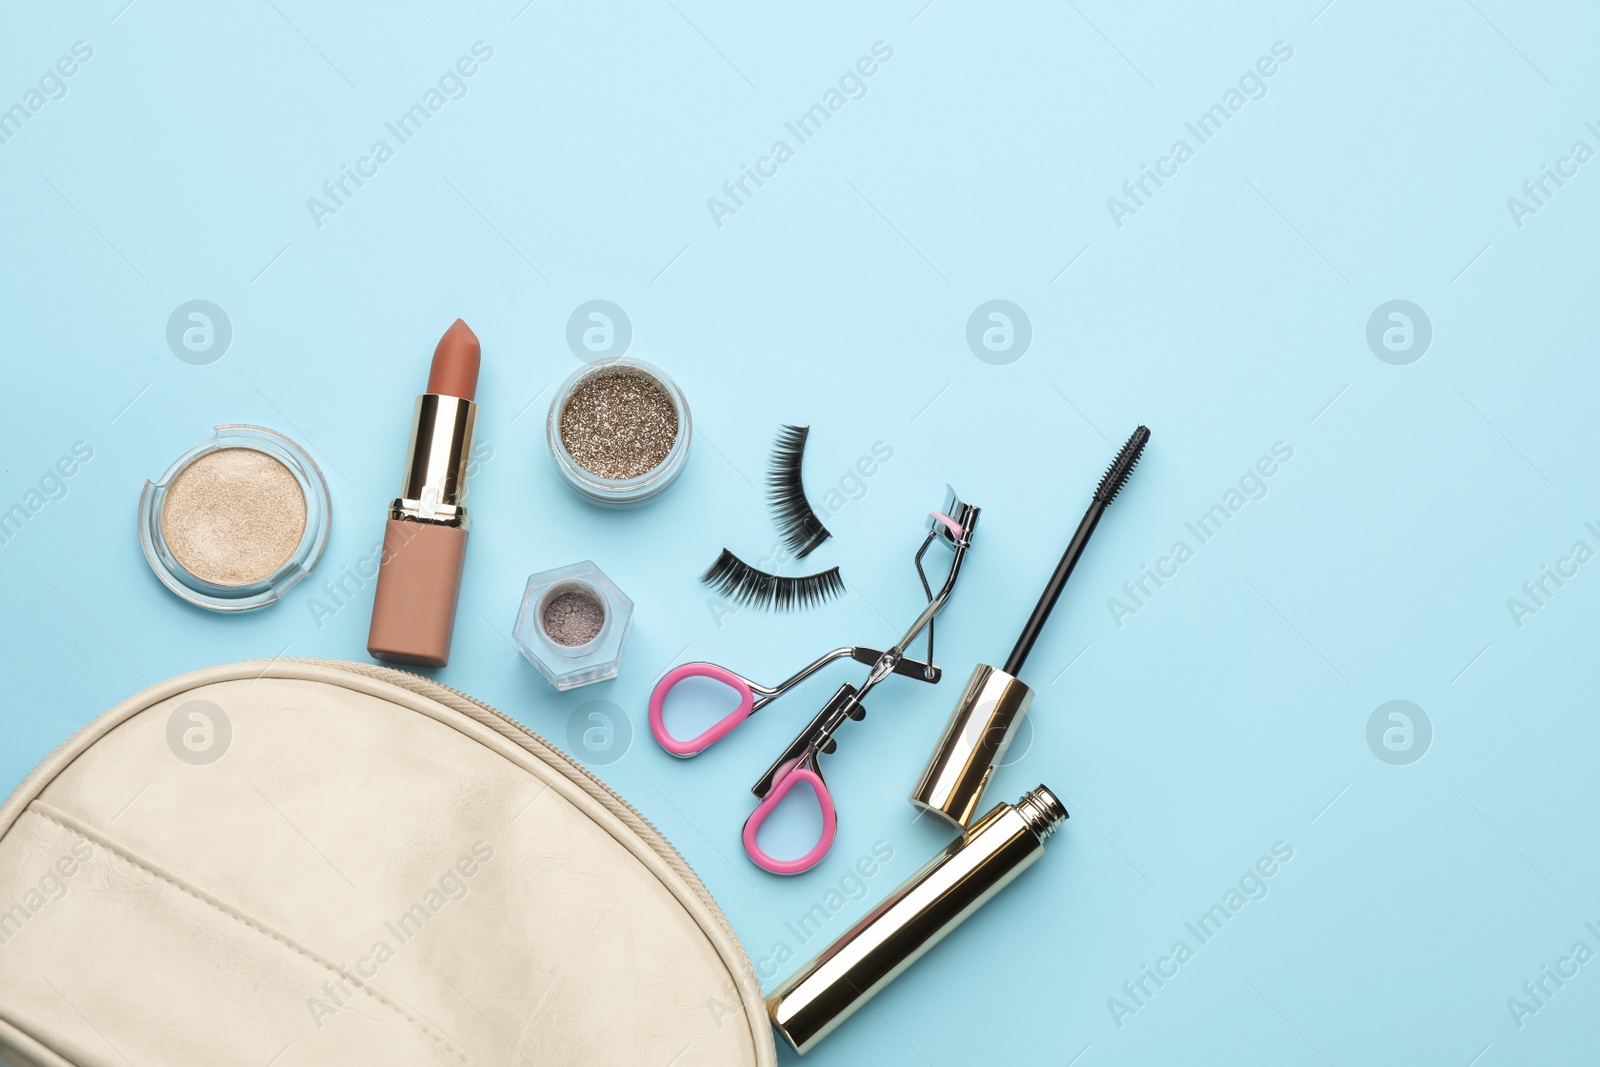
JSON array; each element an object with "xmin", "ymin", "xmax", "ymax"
[
  {"xmin": 766, "ymin": 785, "xmax": 1067, "ymax": 1054},
  {"xmin": 392, "ymin": 393, "xmax": 477, "ymax": 527}
]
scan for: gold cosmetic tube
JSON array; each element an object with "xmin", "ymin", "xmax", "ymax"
[
  {"xmin": 909, "ymin": 663, "xmax": 1035, "ymax": 828},
  {"xmin": 766, "ymin": 785, "xmax": 1067, "ymax": 1054}
]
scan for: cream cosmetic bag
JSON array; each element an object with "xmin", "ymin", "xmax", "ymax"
[{"xmin": 0, "ymin": 659, "xmax": 776, "ymax": 1067}]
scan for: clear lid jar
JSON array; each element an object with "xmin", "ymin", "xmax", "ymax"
[{"xmin": 546, "ymin": 357, "xmax": 691, "ymax": 507}]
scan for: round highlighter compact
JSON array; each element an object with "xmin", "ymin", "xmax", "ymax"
[
  {"xmin": 547, "ymin": 357, "xmax": 692, "ymax": 506},
  {"xmin": 139, "ymin": 425, "xmax": 331, "ymax": 611}
]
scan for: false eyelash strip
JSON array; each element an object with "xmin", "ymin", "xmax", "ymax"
[
  {"xmin": 768, "ymin": 425, "xmax": 831, "ymax": 559},
  {"xmin": 700, "ymin": 549, "xmax": 844, "ymax": 611}
]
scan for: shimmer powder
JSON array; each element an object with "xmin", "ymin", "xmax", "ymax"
[
  {"xmin": 161, "ymin": 448, "xmax": 307, "ymax": 586},
  {"xmin": 559, "ymin": 369, "xmax": 679, "ymax": 480},
  {"xmin": 541, "ymin": 587, "xmax": 606, "ymax": 647}
]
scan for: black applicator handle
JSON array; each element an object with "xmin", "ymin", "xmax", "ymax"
[{"xmin": 1001, "ymin": 426, "xmax": 1150, "ymax": 677}]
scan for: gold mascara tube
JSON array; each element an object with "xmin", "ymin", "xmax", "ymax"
[{"xmin": 766, "ymin": 785, "xmax": 1067, "ymax": 1054}]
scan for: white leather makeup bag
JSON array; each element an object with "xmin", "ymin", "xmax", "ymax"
[{"xmin": 0, "ymin": 659, "xmax": 775, "ymax": 1067}]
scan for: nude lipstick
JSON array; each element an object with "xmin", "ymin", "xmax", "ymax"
[{"xmin": 367, "ymin": 319, "xmax": 482, "ymax": 668}]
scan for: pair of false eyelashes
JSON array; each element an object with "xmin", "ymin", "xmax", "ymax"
[{"xmin": 700, "ymin": 425, "xmax": 845, "ymax": 611}]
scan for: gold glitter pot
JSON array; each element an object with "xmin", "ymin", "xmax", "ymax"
[
  {"xmin": 138, "ymin": 425, "xmax": 331, "ymax": 612},
  {"xmin": 547, "ymin": 357, "xmax": 691, "ymax": 506}
]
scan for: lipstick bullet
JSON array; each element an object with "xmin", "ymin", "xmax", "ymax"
[{"xmin": 366, "ymin": 319, "xmax": 481, "ymax": 668}]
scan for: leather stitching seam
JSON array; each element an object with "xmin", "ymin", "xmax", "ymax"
[{"xmin": 24, "ymin": 804, "xmax": 472, "ymax": 1065}]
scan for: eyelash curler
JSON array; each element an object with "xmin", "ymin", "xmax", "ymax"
[{"xmin": 649, "ymin": 487, "xmax": 980, "ymax": 874}]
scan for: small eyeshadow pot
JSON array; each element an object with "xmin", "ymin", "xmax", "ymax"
[
  {"xmin": 512, "ymin": 561, "xmax": 633, "ymax": 690},
  {"xmin": 138, "ymin": 425, "xmax": 331, "ymax": 612},
  {"xmin": 546, "ymin": 357, "xmax": 691, "ymax": 507}
]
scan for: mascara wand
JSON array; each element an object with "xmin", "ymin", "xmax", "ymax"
[
  {"xmin": 909, "ymin": 426, "xmax": 1150, "ymax": 828},
  {"xmin": 1004, "ymin": 425, "xmax": 1150, "ymax": 675}
]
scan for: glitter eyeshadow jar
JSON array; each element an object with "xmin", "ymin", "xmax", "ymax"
[
  {"xmin": 138, "ymin": 425, "xmax": 332, "ymax": 612},
  {"xmin": 512, "ymin": 561, "xmax": 633, "ymax": 690},
  {"xmin": 546, "ymin": 357, "xmax": 691, "ymax": 507}
]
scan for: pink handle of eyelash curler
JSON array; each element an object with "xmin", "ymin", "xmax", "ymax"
[
  {"xmin": 929, "ymin": 511, "xmax": 964, "ymax": 540},
  {"xmin": 649, "ymin": 662, "xmax": 756, "ymax": 757},
  {"xmin": 742, "ymin": 758, "xmax": 838, "ymax": 875}
]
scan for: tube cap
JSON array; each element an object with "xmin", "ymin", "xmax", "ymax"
[{"xmin": 908, "ymin": 663, "xmax": 1034, "ymax": 828}]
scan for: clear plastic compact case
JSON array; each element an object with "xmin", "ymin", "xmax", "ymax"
[
  {"xmin": 137, "ymin": 424, "xmax": 331, "ymax": 612},
  {"xmin": 513, "ymin": 561, "xmax": 634, "ymax": 690},
  {"xmin": 545, "ymin": 358, "xmax": 692, "ymax": 507}
]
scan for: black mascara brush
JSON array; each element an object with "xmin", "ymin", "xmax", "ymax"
[
  {"xmin": 1004, "ymin": 424, "xmax": 1149, "ymax": 675},
  {"xmin": 909, "ymin": 426, "xmax": 1150, "ymax": 828}
]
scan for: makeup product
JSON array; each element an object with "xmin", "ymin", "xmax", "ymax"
[
  {"xmin": 910, "ymin": 426, "xmax": 1149, "ymax": 828},
  {"xmin": 650, "ymin": 487, "xmax": 980, "ymax": 874},
  {"xmin": 547, "ymin": 357, "xmax": 691, "ymax": 506},
  {"xmin": 768, "ymin": 425, "xmax": 830, "ymax": 557},
  {"xmin": 138, "ymin": 424, "xmax": 331, "ymax": 612},
  {"xmin": 767, "ymin": 785, "xmax": 1068, "ymax": 1054},
  {"xmin": 366, "ymin": 319, "xmax": 481, "ymax": 668},
  {"xmin": 700, "ymin": 549, "xmax": 843, "ymax": 611},
  {"xmin": 512, "ymin": 561, "xmax": 634, "ymax": 690}
]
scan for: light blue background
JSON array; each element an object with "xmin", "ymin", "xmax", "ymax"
[{"xmin": 3, "ymin": 1, "xmax": 1597, "ymax": 1064}]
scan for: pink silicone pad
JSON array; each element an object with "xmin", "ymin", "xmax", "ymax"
[{"xmin": 929, "ymin": 511, "xmax": 965, "ymax": 540}]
